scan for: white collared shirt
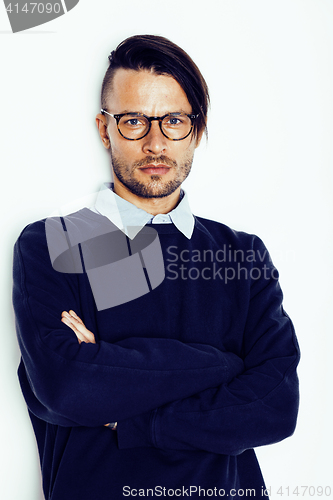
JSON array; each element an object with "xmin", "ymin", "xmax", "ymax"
[{"xmin": 90, "ymin": 183, "xmax": 194, "ymax": 240}]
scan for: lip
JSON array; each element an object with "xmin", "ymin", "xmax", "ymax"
[{"xmin": 138, "ymin": 164, "xmax": 171, "ymax": 175}]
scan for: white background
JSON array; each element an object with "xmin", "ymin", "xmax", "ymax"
[{"xmin": 1, "ymin": 1, "xmax": 332, "ymax": 499}]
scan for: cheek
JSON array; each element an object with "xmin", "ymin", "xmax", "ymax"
[
  {"xmin": 179, "ymin": 140, "xmax": 196, "ymax": 159},
  {"xmin": 110, "ymin": 135, "xmax": 138, "ymax": 158}
]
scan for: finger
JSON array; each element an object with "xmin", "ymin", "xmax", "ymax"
[
  {"xmin": 62, "ymin": 311, "xmax": 82, "ymax": 329},
  {"xmin": 61, "ymin": 313, "xmax": 76, "ymax": 331},
  {"xmin": 71, "ymin": 320, "xmax": 96, "ymax": 343},
  {"xmin": 62, "ymin": 310, "xmax": 84, "ymax": 326},
  {"xmin": 61, "ymin": 317, "xmax": 85, "ymax": 344},
  {"xmin": 61, "ymin": 312, "xmax": 79, "ymax": 330},
  {"xmin": 69, "ymin": 310, "xmax": 84, "ymax": 325},
  {"xmin": 61, "ymin": 311, "xmax": 96, "ymax": 344},
  {"xmin": 63, "ymin": 315, "xmax": 96, "ymax": 344}
]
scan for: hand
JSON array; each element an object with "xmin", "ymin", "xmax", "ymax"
[
  {"xmin": 61, "ymin": 310, "xmax": 96, "ymax": 344},
  {"xmin": 104, "ymin": 422, "xmax": 118, "ymax": 430}
]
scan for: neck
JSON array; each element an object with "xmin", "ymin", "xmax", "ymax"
[{"xmin": 113, "ymin": 179, "xmax": 181, "ymax": 215}]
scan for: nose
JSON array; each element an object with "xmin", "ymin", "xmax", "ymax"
[{"xmin": 141, "ymin": 120, "xmax": 168, "ymax": 156}]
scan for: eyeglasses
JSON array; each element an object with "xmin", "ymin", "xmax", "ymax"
[{"xmin": 101, "ymin": 109, "xmax": 199, "ymax": 141}]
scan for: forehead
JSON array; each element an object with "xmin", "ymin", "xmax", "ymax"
[{"xmin": 107, "ymin": 68, "xmax": 192, "ymax": 114}]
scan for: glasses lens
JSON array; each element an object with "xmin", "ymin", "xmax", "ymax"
[
  {"xmin": 118, "ymin": 114, "xmax": 149, "ymax": 140},
  {"xmin": 162, "ymin": 113, "xmax": 192, "ymax": 140}
]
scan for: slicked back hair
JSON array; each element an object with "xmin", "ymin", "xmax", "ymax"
[{"xmin": 101, "ymin": 35, "xmax": 209, "ymax": 140}]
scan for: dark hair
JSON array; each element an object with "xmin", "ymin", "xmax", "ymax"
[{"xmin": 101, "ymin": 35, "xmax": 209, "ymax": 139}]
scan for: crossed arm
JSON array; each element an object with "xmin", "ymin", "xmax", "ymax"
[
  {"xmin": 14, "ymin": 221, "xmax": 300, "ymax": 455},
  {"xmin": 60, "ymin": 297, "xmax": 299, "ymax": 456}
]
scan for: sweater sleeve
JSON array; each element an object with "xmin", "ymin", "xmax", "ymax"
[
  {"xmin": 117, "ymin": 237, "xmax": 300, "ymax": 455},
  {"xmin": 13, "ymin": 222, "xmax": 244, "ymax": 427}
]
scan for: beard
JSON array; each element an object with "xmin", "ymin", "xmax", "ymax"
[{"xmin": 110, "ymin": 149, "xmax": 194, "ymax": 199}]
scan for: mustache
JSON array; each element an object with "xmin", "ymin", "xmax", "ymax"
[{"xmin": 134, "ymin": 156, "xmax": 177, "ymax": 169}]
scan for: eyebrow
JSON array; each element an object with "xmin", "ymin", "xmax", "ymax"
[{"xmin": 115, "ymin": 109, "xmax": 191, "ymax": 115}]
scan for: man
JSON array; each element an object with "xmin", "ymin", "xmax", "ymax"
[{"xmin": 13, "ymin": 35, "xmax": 300, "ymax": 500}]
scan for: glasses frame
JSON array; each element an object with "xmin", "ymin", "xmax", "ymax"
[{"xmin": 101, "ymin": 109, "xmax": 199, "ymax": 141}]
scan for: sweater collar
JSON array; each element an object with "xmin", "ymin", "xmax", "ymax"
[{"xmin": 92, "ymin": 183, "xmax": 194, "ymax": 240}]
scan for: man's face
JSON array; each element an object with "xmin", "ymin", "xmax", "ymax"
[{"xmin": 103, "ymin": 68, "xmax": 202, "ymax": 199}]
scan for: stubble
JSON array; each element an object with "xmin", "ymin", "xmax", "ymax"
[{"xmin": 110, "ymin": 150, "xmax": 194, "ymax": 199}]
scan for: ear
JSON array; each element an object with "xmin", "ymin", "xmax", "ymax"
[{"xmin": 96, "ymin": 113, "xmax": 110, "ymax": 149}]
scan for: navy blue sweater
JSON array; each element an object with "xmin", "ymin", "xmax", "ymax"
[{"xmin": 13, "ymin": 209, "xmax": 300, "ymax": 499}]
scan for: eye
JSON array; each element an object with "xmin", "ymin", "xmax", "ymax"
[
  {"xmin": 165, "ymin": 116, "xmax": 185, "ymax": 126},
  {"xmin": 169, "ymin": 117, "xmax": 181, "ymax": 125},
  {"xmin": 125, "ymin": 118, "xmax": 142, "ymax": 126}
]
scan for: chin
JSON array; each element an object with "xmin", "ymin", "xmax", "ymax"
[{"xmin": 127, "ymin": 178, "xmax": 181, "ymax": 199}]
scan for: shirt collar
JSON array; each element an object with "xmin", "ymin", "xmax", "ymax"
[{"xmin": 92, "ymin": 182, "xmax": 194, "ymax": 240}]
